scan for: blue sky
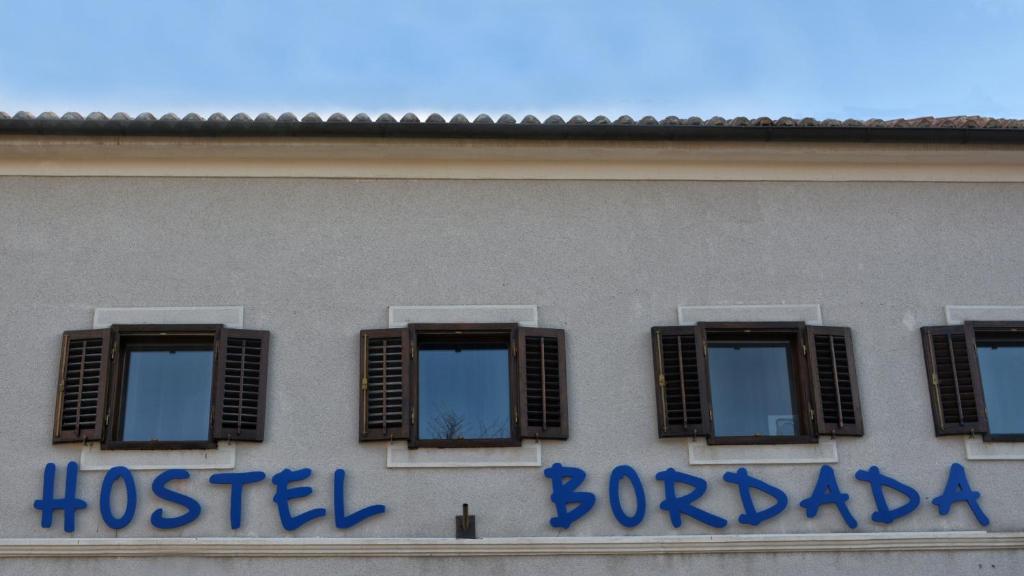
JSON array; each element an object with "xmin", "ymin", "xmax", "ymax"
[{"xmin": 1, "ymin": 0, "xmax": 1022, "ymax": 120}]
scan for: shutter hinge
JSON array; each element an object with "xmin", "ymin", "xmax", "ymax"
[
  {"xmin": 111, "ymin": 341, "xmax": 118, "ymax": 360},
  {"xmin": 411, "ymin": 407, "xmax": 416, "ymax": 426},
  {"xmin": 361, "ymin": 376, "xmax": 368, "ymax": 391},
  {"xmin": 104, "ymin": 413, "xmax": 110, "ymax": 427},
  {"xmin": 514, "ymin": 404, "xmax": 519, "ymax": 425},
  {"xmin": 410, "ymin": 347, "xmax": 415, "ymax": 360},
  {"xmin": 703, "ymin": 343, "xmax": 708, "ymax": 357},
  {"xmin": 802, "ymin": 344, "xmax": 807, "ymax": 357},
  {"xmin": 657, "ymin": 374, "xmax": 666, "ymax": 388},
  {"xmin": 512, "ymin": 342, "xmax": 517, "ymax": 359},
  {"xmin": 708, "ymin": 408, "xmax": 714, "ymax": 422},
  {"xmin": 931, "ymin": 372, "xmax": 939, "ymax": 387}
]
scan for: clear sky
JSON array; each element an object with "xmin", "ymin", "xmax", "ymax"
[{"xmin": 1, "ymin": 0, "xmax": 1022, "ymax": 121}]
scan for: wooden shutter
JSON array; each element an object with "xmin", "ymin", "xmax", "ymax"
[
  {"xmin": 213, "ymin": 329, "xmax": 270, "ymax": 442},
  {"xmin": 359, "ymin": 329, "xmax": 409, "ymax": 441},
  {"xmin": 921, "ymin": 325, "xmax": 987, "ymax": 435},
  {"xmin": 807, "ymin": 326, "xmax": 863, "ymax": 436},
  {"xmin": 53, "ymin": 329, "xmax": 111, "ymax": 443},
  {"xmin": 518, "ymin": 328, "xmax": 568, "ymax": 439},
  {"xmin": 651, "ymin": 326, "xmax": 706, "ymax": 437}
]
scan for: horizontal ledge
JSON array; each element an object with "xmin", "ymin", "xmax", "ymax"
[
  {"xmin": 3, "ymin": 137, "xmax": 1024, "ymax": 182},
  {"xmin": 0, "ymin": 532, "xmax": 1016, "ymax": 558},
  {"xmin": 387, "ymin": 442, "xmax": 542, "ymax": 468}
]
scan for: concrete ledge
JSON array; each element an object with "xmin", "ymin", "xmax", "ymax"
[
  {"xmin": 945, "ymin": 305, "xmax": 1024, "ymax": 325},
  {"xmin": 387, "ymin": 442, "xmax": 542, "ymax": 468},
  {"xmin": 0, "ymin": 531, "xmax": 1015, "ymax": 558},
  {"xmin": 93, "ymin": 306, "xmax": 244, "ymax": 329},
  {"xmin": 964, "ymin": 436, "xmax": 1024, "ymax": 461},
  {"xmin": 688, "ymin": 438, "xmax": 838, "ymax": 465},
  {"xmin": 678, "ymin": 304, "xmax": 823, "ymax": 326},
  {"xmin": 388, "ymin": 305, "xmax": 538, "ymax": 328},
  {"xmin": 80, "ymin": 442, "xmax": 236, "ymax": 471}
]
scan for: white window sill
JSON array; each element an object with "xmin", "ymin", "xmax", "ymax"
[
  {"xmin": 80, "ymin": 442, "xmax": 236, "ymax": 471},
  {"xmin": 687, "ymin": 437, "xmax": 838, "ymax": 465},
  {"xmin": 964, "ymin": 436, "xmax": 1024, "ymax": 461},
  {"xmin": 386, "ymin": 443, "xmax": 542, "ymax": 468}
]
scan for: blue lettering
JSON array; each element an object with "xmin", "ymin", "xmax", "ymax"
[
  {"xmin": 271, "ymin": 468, "xmax": 326, "ymax": 531},
  {"xmin": 933, "ymin": 462, "xmax": 989, "ymax": 526},
  {"xmin": 333, "ymin": 469, "xmax": 386, "ymax": 528},
  {"xmin": 33, "ymin": 462, "xmax": 87, "ymax": 533},
  {"xmin": 655, "ymin": 467, "xmax": 727, "ymax": 528},
  {"xmin": 723, "ymin": 467, "xmax": 788, "ymax": 526},
  {"xmin": 151, "ymin": 469, "xmax": 202, "ymax": 529},
  {"xmin": 799, "ymin": 464, "xmax": 856, "ymax": 529},
  {"xmin": 209, "ymin": 471, "xmax": 266, "ymax": 530},
  {"xmin": 608, "ymin": 465, "xmax": 645, "ymax": 528},
  {"xmin": 544, "ymin": 463, "xmax": 595, "ymax": 529},
  {"xmin": 854, "ymin": 465, "xmax": 919, "ymax": 524},
  {"xmin": 99, "ymin": 466, "xmax": 137, "ymax": 530}
]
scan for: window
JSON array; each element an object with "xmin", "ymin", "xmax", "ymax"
[
  {"xmin": 358, "ymin": 323, "xmax": 568, "ymax": 446},
  {"xmin": 651, "ymin": 322, "xmax": 863, "ymax": 445},
  {"xmin": 922, "ymin": 321, "xmax": 1024, "ymax": 441},
  {"xmin": 53, "ymin": 324, "xmax": 270, "ymax": 448}
]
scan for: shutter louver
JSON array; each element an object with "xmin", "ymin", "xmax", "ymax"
[
  {"xmin": 651, "ymin": 326, "xmax": 706, "ymax": 437},
  {"xmin": 359, "ymin": 329, "xmax": 409, "ymax": 441},
  {"xmin": 214, "ymin": 329, "xmax": 269, "ymax": 442},
  {"xmin": 922, "ymin": 325, "xmax": 986, "ymax": 435},
  {"xmin": 518, "ymin": 327, "xmax": 568, "ymax": 440},
  {"xmin": 807, "ymin": 326, "xmax": 863, "ymax": 436},
  {"xmin": 53, "ymin": 329, "xmax": 110, "ymax": 443}
]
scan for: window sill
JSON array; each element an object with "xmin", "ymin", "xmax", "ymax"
[
  {"xmin": 386, "ymin": 442, "xmax": 542, "ymax": 468},
  {"xmin": 964, "ymin": 436, "xmax": 1024, "ymax": 460},
  {"xmin": 687, "ymin": 437, "xmax": 838, "ymax": 465},
  {"xmin": 80, "ymin": 441, "xmax": 236, "ymax": 471}
]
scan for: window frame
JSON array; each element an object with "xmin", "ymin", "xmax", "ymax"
[
  {"xmin": 966, "ymin": 321, "xmax": 1024, "ymax": 442},
  {"xmin": 103, "ymin": 324, "xmax": 221, "ymax": 450},
  {"xmin": 696, "ymin": 322, "xmax": 816, "ymax": 446},
  {"xmin": 408, "ymin": 323, "xmax": 521, "ymax": 449}
]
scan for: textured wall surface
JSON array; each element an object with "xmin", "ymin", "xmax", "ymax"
[{"xmin": 1, "ymin": 176, "xmax": 1023, "ymax": 573}]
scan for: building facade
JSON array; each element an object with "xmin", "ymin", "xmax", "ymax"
[{"xmin": 1, "ymin": 112, "xmax": 1023, "ymax": 574}]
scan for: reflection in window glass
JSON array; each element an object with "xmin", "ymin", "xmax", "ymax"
[
  {"xmin": 122, "ymin": 350, "xmax": 214, "ymax": 442},
  {"xmin": 418, "ymin": 343, "xmax": 511, "ymax": 441},
  {"xmin": 977, "ymin": 343, "xmax": 1024, "ymax": 435},
  {"xmin": 708, "ymin": 344, "xmax": 796, "ymax": 438}
]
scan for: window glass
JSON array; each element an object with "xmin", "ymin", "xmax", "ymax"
[
  {"xmin": 977, "ymin": 343, "xmax": 1024, "ymax": 435},
  {"xmin": 122, "ymin": 350, "xmax": 214, "ymax": 442},
  {"xmin": 708, "ymin": 343, "xmax": 797, "ymax": 438},
  {"xmin": 418, "ymin": 341, "xmax": 511, "ymax": 440}
]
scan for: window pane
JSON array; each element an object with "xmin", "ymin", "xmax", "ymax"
[
  {"xmin": 708, "ymin": 344, "xmax": 797, "ymax": 437},
  {"xmin": 122, "ymin": 350, "xmax": 214, "ymax": 442},
  {"xmin": 977, "ymin": 344, "xmax": 1024, "ymax": 435},
  {"xmin": 418, "ymin": 344, "xmax": 511, "ymax": 440}
]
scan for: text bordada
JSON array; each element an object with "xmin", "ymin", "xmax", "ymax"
[{"xmin": 33, "ymin": 461, "xmax": 988, "ymax": 533}]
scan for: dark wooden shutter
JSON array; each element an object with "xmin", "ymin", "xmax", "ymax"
[
  {"xmin": 213, "ymin": 329, "xmax": 270, "ymax": 442},
  {"xmin": 359, "ymin": 329, "xmax": 409, "ymax": 441},
  {"xmin": 807, "ymin": 326, "xmax": 863, "ymax": 436},
  {"xmin": 53, "ymin": 329, "xmax": 111, "ymax": 443},
  {"xmin": 518, "ymin": 328, "xmax": 568, "ymax": 439},
  {"xmin": 651, "ymin": 326, "xmax": 706, "ymax": 437},
  {"xmin": 921, "ymin": 325, "xmax": 987, "ymax": 435}
]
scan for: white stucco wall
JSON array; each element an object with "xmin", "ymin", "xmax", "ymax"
[{"xmin": 1, "ymin": 175, "xmax": 1023, "ymax": 573}]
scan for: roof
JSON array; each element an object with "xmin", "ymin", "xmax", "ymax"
[{"xmin": 2, "ymin": 111, "xmax": 1024, "ymax": 143}]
